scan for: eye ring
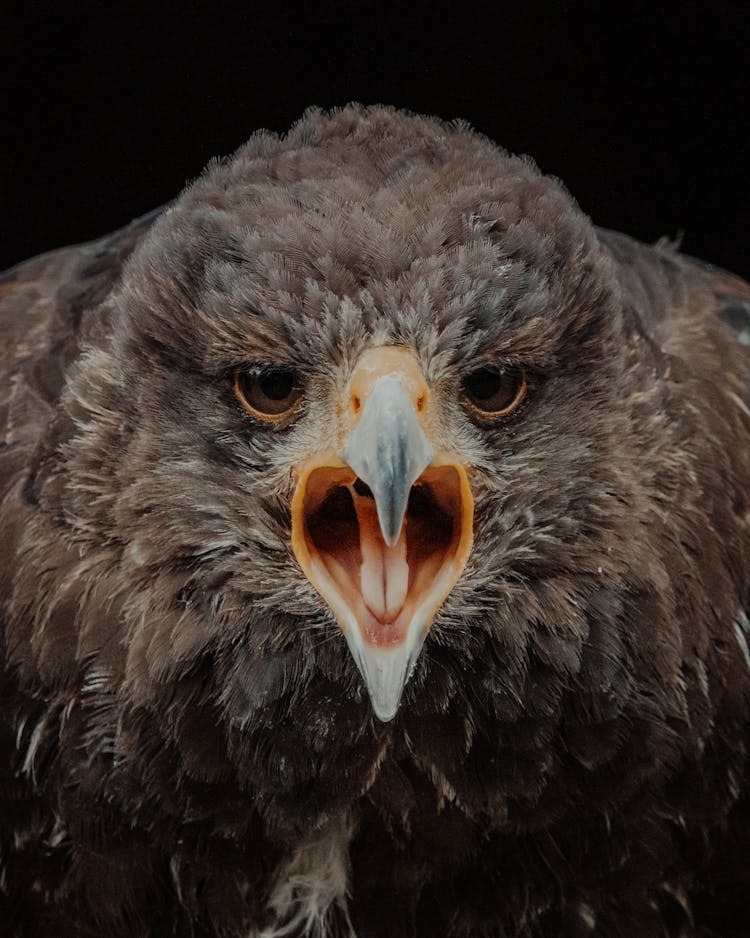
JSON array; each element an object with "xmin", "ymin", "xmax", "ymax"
[
  {"xmin": 461, "ymin": 365, "xmax": 527, "ymax": 421},
  {"xmin": 233, "ymin": 366, "xmax": 304, "ymax": 423}
]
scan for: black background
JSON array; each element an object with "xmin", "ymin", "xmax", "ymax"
[{"xmin": 3, "ymin": 2, "xmax": 749, "ymax": 277}]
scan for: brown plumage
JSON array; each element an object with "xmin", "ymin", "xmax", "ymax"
[{"xmin": 1, "ymin": 105, "xmax": 749, "ymax": 937}]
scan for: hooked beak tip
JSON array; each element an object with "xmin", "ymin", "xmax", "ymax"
[{"xmin": 378, "ymin": 496, "xmax": 407, "ymax": 548}]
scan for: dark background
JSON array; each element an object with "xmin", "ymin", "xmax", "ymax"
[{"xmin": 3, "ymin": 3, "xmax": 749, "ymax": 277}]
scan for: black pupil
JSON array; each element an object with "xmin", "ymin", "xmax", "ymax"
[
  {"xmin": 259, "ymin": 370, "xmax": 295, "ymax": 401},
  {"xmin": 466, "ymin": 368, "xmax": 502, "ymax": 401}
]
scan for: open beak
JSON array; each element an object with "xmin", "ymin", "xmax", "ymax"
[{"xmin": 291, "ymin": 347, "xmax": 474, "ymax": 721}]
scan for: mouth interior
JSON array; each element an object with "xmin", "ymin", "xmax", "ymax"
[{"xmin": 301, "ymin": 465, "xmax": 465, "ymax": 647}]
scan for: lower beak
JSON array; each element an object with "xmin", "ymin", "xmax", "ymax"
[{"xmin": 291, "ymin": 348, "xmax": 474, "ymax": 721}]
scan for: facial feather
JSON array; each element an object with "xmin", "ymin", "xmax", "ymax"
[{"xmin": 0, "ymin": 104, "xmax": 748, "ymax": 937}]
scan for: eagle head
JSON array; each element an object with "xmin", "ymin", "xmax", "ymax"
[{"xmin": 40, "ymin": 105, "xmax": 708, "ymax": 835}]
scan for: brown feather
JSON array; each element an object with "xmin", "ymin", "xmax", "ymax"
[{"xmin": 0, "ymin": 105, "xmax": 748, "ymax": 937}]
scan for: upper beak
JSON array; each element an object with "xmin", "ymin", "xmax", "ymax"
[
  {"xmin": 291, "ymin": 346, "xmax": 474, "ymax": 721},
  {"xmin": 342, "ymin": 376, "xmax": 434, "ymax": 547}
]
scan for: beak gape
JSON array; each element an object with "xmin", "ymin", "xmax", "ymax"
[{"xmin": 291, "ymin": 347, "xmax": 473, "ymax": 721}]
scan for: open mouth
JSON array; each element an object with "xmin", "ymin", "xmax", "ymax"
[
  {"xmin": 296, "ymin": 464, "xmax": 470, "ymax": 648},
  {"xmin": 288, "ymin": 344, "xmax": 474, "ymax": 720}
]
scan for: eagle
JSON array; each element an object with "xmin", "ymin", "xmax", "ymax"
[{"xmin": 1, "ymin": 105, "xmax": 749, "ymax": 938}]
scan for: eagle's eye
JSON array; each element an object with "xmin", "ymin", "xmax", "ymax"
[
  {"xmin": 233, "ymin": 367, "xmax": 303, "ymax": 421},
  {"xmin": 461, "ymin": 365, "xmax": 527, "ymax": 420}
]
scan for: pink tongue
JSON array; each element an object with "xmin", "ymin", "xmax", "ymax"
[{"xmin": 351, "ymin": 491, "xmax": 409, "ymax": 623}]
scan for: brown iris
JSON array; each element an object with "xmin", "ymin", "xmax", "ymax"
[
  {"xmin": 461, "ymin": 365, "xmax": 527, "ymax": 419},
  {"xmin": 233, "ymin": 367, "xmax": 303, "ymax": 421}
]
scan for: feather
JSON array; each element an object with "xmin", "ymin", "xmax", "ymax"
[{"xmin": 1, "ymin": 104, "xmax": 748, "ymax": 937}]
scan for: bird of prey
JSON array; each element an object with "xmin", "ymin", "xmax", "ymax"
[{"xmin": 1, "ymin": 105, "xmax": 749, "ymax": 938}]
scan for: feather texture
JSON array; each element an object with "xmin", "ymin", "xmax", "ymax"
[{"xmin": 0, "ymin": 105, "xmax": 748, "ymax": 937}]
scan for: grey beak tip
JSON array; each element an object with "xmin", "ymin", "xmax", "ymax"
[
  {"xmin": 379, "ymin": 501, "xmax": 404, "ymax": 547},
  {"xmin": 382, "ymin": 527, "xmax": 401, "ymax": 549}
]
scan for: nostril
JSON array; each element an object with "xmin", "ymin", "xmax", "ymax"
[
  {"xmin": 416, "ymin": 393, "xmax": 426, "ymax": 413},
  {"xmin": 352, "ymin": 394, "xmax": 361, "ymax": 414}
]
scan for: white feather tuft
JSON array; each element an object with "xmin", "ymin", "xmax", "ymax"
[{"xmin": 256, "ymin": 814, "xmax": 355, "ymax": 938}]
